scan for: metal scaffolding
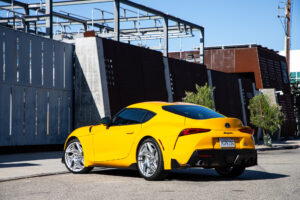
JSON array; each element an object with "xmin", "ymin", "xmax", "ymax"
[{"xmin": 0, "ymin": 0, "xmax": 204, "ymax": 61}]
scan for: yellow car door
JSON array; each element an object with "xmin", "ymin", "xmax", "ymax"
[
  {"xmin": 93, "ymin": 108, "xmax": 151, "ymax": 162},
  {"xmin": 105, "ymin": 124, "xmax": 142, "ymax": 160}
]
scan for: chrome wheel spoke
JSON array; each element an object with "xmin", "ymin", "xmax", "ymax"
[
  {"xmin": 147, "ymin": 143, "xmax": 154, "ymax": 153},
  {"xmin": 138, "ymin": 142, "xmax": 159, "ymax": 177},
  {"xmin": 65, "ymin": 141, "xmax": 85, "ymax": 172},
  {"xmin": 75, "ymin": 142, "xmax": 83, "ymax": 153}
]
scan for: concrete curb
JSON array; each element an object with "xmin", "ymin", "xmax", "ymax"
[
  {"xmin": 0, "ymin": 171, "xmax": 69, "ymax": 183},
  {"xmin": 256, "ymin": 145, "xmax": 299, "ymax": 152}
]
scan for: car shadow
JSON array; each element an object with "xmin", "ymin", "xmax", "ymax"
[
  {"xmin": 91, "ymin": 167, "xmax": 288, "ymax": 182},
  {"xmin": 0, "ymin": 151, "xmax": 63, "ymax": 163},
  {"xmin": 167, "ymin": 168, "xmax": 288, "ymax": 182},
  {"xmin": 0, "ymin": 163, "xmax": 40, "ymax": 168}
]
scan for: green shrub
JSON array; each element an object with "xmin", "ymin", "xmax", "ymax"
[
  {"xmin": 182, "ymin": 83, "xmax": 215, "ymax": 109},
  {"xmin": 248, "ymin": 93, "xmax": 283, "ymax": 146}
]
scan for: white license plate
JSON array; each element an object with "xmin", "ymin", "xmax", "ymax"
[{"xmin": 219, "ymin": 138, "xmax": 235, "ymax": 148}]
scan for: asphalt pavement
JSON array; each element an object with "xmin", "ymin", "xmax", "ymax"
[
  {"xmin": 0, "ymin": 139, "xmax": 299, "ymax": 182},
  {"xmin": 0, "ymin": 148, "xmax": 300, "ymax": 200}
]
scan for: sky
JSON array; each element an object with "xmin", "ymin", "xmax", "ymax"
[
  {"xmin": 1, "ymin": 0, "xmax": 299, "ymax": 52},
  {"xmin": 131, "ymin": 0, "xmax": 300, "ymax": 52}
]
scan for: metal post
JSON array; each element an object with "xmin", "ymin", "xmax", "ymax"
[
  {"xmin": 114, "ymin": 0, "xmax": 120, "ymax": 41},
  {"xmin": 199, "ymin": 28, "xmax": 204, "ymax": 64},
  {"xmin": 163, "ymin": 16, "xmax": 168, "ymax": 57},
  {"xmin": 238, "ymin": 78, "xmax": 247, "ymax": 126},
  {"xmin": 24, "ymin": 6, "xmax": 29, "ymax": 33},
  {"xmin": 45, "ymin": 0, "xmax": 53, "ymax": 39},
  {"xmin": 207, "ymin": 70, "xmax": 215, "ymax": 110},
  {"xmin": 163, "ymin": 57, "xmax": 173, "ymax": 102},
  {"xmin": 285, "ymin": 0, "xmax": 291, "ymax": 74}
]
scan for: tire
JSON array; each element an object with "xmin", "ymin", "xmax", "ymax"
[
  {"xmin": 64, "ymin": 138, "xmax": 93, "ymax": 174},
  {"xmin": 137, "ymin": 138, "xmax": 167, "ymax": 180},
  {"xmin": 215, "ymin": 166, "xmax": 245, "ymax": 178}
]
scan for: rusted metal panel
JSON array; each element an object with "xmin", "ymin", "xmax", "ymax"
[
  {"xmin": 232, "ymin": 48, "xmax": 261, "ymax": 89},
  {"xmin": 210, "ymin": 49, "xmax": 234, "ymax": 72}
]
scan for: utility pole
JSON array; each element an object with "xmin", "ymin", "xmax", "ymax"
[
  {"xmin": 278, "ymin": 0, "xmax": 291, "ymax": 74},
  {"xmin": 285, "ymin": 0, "xmax": 291, "ymax": 74}
]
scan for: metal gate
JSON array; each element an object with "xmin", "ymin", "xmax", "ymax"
[{"xmin": 0, "ymin": 26, "xmax": 73, "ymax": 146}]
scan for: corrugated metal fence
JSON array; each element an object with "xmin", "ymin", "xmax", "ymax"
[{"xmin": 0, "ymin": 26, "xmax": 73, "ymax": 146}]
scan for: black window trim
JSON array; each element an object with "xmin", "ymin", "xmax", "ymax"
[{"xmin": 110, "ymin": 108, "xmax": 156, "ymax": 127}]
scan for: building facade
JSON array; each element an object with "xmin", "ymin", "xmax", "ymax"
[{"xmin": 169, "ymin": 45, "xmax": 297, "ymax": 137}]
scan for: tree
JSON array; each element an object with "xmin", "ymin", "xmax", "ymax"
[
  {"xmin": 182, "ymin": 83, "xmax": 215, "ymax": 109},
  {"xmin": 291, "ymin": 81, "xmax": 300, "ymax": 136},
  {"xmin": 248, "ymin": 93, "xmax": 283, "ymax": 146}
]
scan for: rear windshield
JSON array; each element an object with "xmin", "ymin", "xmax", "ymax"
[{"xmin": 162, "ymin": 105, "xmax": 224, "ymax": 120}]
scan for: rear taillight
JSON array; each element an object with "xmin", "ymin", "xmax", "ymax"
[
  {"xmin": 179, "ymin": 128, "xmax": 211, "ymax": 136},
  {"xmin": 239, "ymin": 128, "xmax": 254, "ymax": 135}
]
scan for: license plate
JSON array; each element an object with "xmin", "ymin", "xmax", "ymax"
[{"xmin": 219, "ymin": 138, "xmax": 235, "ymax": 148}]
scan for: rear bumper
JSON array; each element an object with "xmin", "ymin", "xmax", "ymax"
[{"xmin": 172, "ymin": 149, "xmax": 257, "ymax": 169}]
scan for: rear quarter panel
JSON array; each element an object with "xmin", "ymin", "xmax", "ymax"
[{"xmin": 127, "ymin": 111, "xmax": 186, "ymax": 170}]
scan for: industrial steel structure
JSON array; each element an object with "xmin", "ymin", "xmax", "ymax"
[{"xmin": 0, "ymin": 0, "xmax": 204, "ymax": 61}]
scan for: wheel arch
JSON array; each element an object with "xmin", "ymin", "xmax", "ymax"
[
  {"xmin": 136, "ymin": 136, "xmax": 154, "ymax": 158},
  {"xmin": 64, "ymin": 136, "xmax": 78, "ymax": 150}
]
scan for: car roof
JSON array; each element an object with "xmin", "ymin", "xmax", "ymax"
[{"xmin": 127, "ymin": 101, "xmax": 198, "ymax": 112}]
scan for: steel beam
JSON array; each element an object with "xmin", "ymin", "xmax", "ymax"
[
  {"xmin": 46, "ymin": 0, "xmax": 53, "ymax": 38},
  {"xmin": 0, "ymin": 0, "xmax": 114, "ymax": 9},
  {"xmin": 114, "ymin": 0, "xmax": 120, "ymax": 41},
  {"xmin": 8, "ymin": 15, "xmax": 162, "ymax": 28},
  {"xmin": 199, "ymin": 29, "xmax": 204, "ymax": 64},
  {"xmin": 120, "ymin": 25, "xmax": 196, "ymax": 34},
  {"xmin": 23, "ymin": 5, "xmax": 29, "ymax": 32},
  {"xmin": 163, "ymin": 17, "xmax": 168, "ymax": 57},
  {"xmin": 0, "ymin": 0, "xmax": 27, "ymax": 8},
  {"xmin": 119, "ymin": 0, "xmax": 204, "ymax": 31}
]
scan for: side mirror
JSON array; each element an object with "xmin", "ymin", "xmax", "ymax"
[{"xmin": 100, "ymin": 117, "xmax": 111, "ymax": 126}]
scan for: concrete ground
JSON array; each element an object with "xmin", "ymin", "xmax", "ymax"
[
  {"xmin": 255, "ymin": 138, "xmax": 300, "ymax": 151},
  {"xmin": 0, "ymin": 148, "xmax": 300, "ymax": 200},
  {"xmin": 0, "ymin": 139, "xmax": 299, "ymax": 200},
  {"xmin": 0, "ymin": 152, "xmax": 67, "ymax": 182},
  {"xmin": 0, "ymin": 139, "xmax": 299, "ymax": 182}
]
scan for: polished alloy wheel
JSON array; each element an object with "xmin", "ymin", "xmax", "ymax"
[
  {"xmin": 137, "ymin": 142, "xmax": 159, "ymax": 177},
  {"xmin": 65, "ymin": 141, "xmax": 85, "ymax": 172}
]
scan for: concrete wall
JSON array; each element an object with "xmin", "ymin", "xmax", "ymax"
[{"xmin": 74, "ymin": 37, "xmax": 110, "ymax": 128}]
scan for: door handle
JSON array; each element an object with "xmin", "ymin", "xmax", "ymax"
[{"xmin": 126, "ymin": 131, "xmax": 134, "ymax": 134}]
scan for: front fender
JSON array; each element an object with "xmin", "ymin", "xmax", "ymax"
[{"xmin": 63, "ymin": 126, "xmax": 94, "ymax": 167}]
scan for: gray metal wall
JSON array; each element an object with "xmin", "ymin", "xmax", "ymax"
[{"xmin": 0, "ymin": 26, "xmax": 73, "ymax": 146}]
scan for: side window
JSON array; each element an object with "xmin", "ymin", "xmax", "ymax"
[
  {"xmin": 112, "ymin": 109, "xmax": 147, "ymax": 126},
  {"xmin": 142, "ymin": 112, "xmax": 156, "ymax": 123}
]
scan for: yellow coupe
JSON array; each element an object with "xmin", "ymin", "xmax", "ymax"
[{"xmin": 63, "ymin": 102, "xmax": 257, "ymax": 180}]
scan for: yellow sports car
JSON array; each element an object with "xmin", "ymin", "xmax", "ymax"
[{"xmin": 62, "ymin": 102, "xmax": 257, "ymax": 180}]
